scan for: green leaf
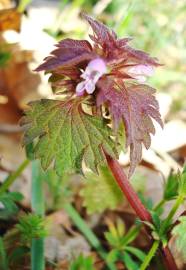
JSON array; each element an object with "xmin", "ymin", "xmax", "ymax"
[
  {"xmin": 151, "ymin": 211, "xmax": 161, "ymax": 231},
  {"xmin": 125, "ymin": 246, "xmax": 146, "ymax": 262},
  {"xmin": 70, "ymin": 254, "xmax": 95, "ymax": 270},
  {"xmin": 0, "ymin": 192, "xmax": 23, "ymax": 220},
  {"xmin": 107, "ymin": 250, "xmax": 120, "ymax": 263},
  {"xmin": 105, "ymin": 231, "xmax": 118, "ymax": 247},
  {"xmin": 163, "ymin": 172, "xmax": 179, "ymax": 201},
  {"xmin": 178, "ymin": 171, "xmax": 186, "ymax": 197},
  {"xmin": 120, "ymin": 226, "xmax": 140, "ymax": 247},
  {"xmin": 80, "ymin": 166, "xmax": 123, "ymax": 214},
  {"xmin": 0, "ymin": 51, "xmax": 11, "ymax": 67},
  {"xmin": 8, "ymin": 192, "xmax": 24, "ymax": 202},
  {"xmin": 16, "ymin": 214, "xmax": 48, "ymax": 243},
  {"xmin": 21, "ymin": 99, "xmax": 117, "ymax": 176},
  {"xmin": 122, "ymin": 252, "xmax": 139, "ymax": 270},
  {"xmin": 172, "ymin": 216, "xmax": 186, "ymax": 261}
]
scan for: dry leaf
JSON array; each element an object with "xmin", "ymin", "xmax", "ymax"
[
  {"xmin": 0, "ymin": 8, "xmax": 21, "ymax": 32},
  {"xmin": 0, "ymin": 0, "xmax": 12, "ymax": 10}
]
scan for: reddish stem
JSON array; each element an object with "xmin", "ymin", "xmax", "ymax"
[
  {"xmin": 162, "ymin": 246, "xmax": 178, "ymax": 270},
  {"xmin": 105, "ymin": 153, "xmax": 178, "ymax": 270},
  {"xmin": 105, "ymin": 153, "xmax": 151, "ymax": 222}
]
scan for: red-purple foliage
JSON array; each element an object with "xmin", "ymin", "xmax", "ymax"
[{"xmin": 36, "ymin": 13, "xmax": 163, "ymax": 177}]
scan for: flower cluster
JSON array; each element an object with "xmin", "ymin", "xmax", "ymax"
[{"xmin": 36, "ymin": 13, "xmax": 162, "ymax": 176}]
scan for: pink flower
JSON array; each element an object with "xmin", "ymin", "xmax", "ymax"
[
  {"xmin": 127, "ymin": 64, "xmax": 154, "ymax": 83},
  {"xmin": 76, "ymin": 58, "xmax": 107, "ymax": 96}
]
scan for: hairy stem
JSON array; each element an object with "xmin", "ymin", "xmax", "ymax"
[
  {"xmin": 140, "ymin": 240, "xmax": 159, "ymax": 270},
  {"xmin": 105, "ymin": 153, "xmax": 178, "ymax": 270},
  {"xmin": 64, "ymin": 203, "xmax": 117, "ymax": 270},
  {"xmin": 105, "ymin": 154, "xmax": 151, "ymax": 222},
  {"xmin": 31, "ymin": 160, "xmax": 45, "ymax": 270},
  {"xmin": 0, "ymin": 159, "xmax": 29, "ymax": 195}
]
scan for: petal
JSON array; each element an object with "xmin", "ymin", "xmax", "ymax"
[
  {"xmin": 92, "ymin": 72, "xmax": 102, "ymax": 84},
  {"xmin": 76, "ymin": 81, "xmax": 86, "ymax": 95},
  {"xmin": 85, "ymin": 80, "xmax": 96, "ymax": 94},
  {"xmin": 87, "ymin": 58, "xmax": 107, "ymax": 75},
  {"xmin": 81, "ymin": 66, "xmax": 92, "ymax": 79},
  {"xmin": 134, "ymin": 75, "xmax": 146, "ymax": 83}
]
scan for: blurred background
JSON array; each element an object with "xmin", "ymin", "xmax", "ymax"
[{"xmin": 0, "ymin": 0, "xmax": 186, "ymax": 269}]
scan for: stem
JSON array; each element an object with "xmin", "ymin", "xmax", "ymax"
[
  {"xmin": 154, "ymin": 199, "xmax": 166, "ymax": 212},
  {"xmin": 64, "ymin": 203, "xmax": 117, "ymax": 270},
  {"xmin": 166, "ymin": 196, "xmax": 183, "ymax": 225},
  {"xmin": 31, "ymin": 160, "xmax": 45, "ymax": 270},
  {"xmin": 162, "ymin": 246, "xmax": 178, "ymax": 270},
  {"xmin": 31, "ymin": 239, "xmax": 44, "ymax": 270},
  {"xmin": 161, "ymin": 196, "xmax": 184, "ymax": 234},
  {"xmin": 0, "ymin": 237, "xmax": 8, "ymax": 270},
  {"xmin": 140, "ymin": 241, "xmax": 159, "ymax": 270},
  {"xmin": 105, "ymin": 153, "xmax": 178, "ymax": 270},
  {"xmin": 0, "ymin": 159, "xmax": 29, "ymax": 195},
  {"xmin": 105, "ymin": 154, "xmax": 151, "ymax": 222}
]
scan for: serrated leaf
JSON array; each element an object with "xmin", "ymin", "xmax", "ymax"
[
  {"xmin": 81, "ymin": 12, "xmax": 117, "ymax": 49},
  {"xmin": 81, "ymin": 13, "xmax": 158, "ymax": 67},
  {"xmin": 21, "ymin": 99, "xmax": 117, "ymax": 176},
  {"xmin": 97, "ymin": 80, "xmax": 163, "ymax": 177},
  {"xmin": 172, "ymin": 216, "xmax": 186, "ymax": 261},
  {"xmin": 36, "ymin": 39, "xmax": 94, "ymax": 72},
  {"xmin": 80, "ymin": 166, "xmax": 123, "ymax": 214}
]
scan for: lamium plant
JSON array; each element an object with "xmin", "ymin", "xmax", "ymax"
[{"xmin": 20, "ymin": 13, "xmax": 179, "ymax": 270}]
